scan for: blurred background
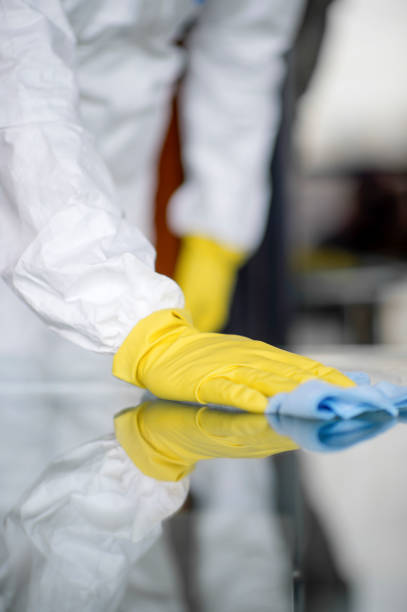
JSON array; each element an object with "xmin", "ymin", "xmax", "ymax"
[
  {"xmin": 155, "ymin": 0, "xmax": 407, "ymax": 351},
  {"xmin": 1, "ymin": 0, "xmax": 407, "ymax": 611}
]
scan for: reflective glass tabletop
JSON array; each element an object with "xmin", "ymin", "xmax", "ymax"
[{"xmin": 1, "ymin": 347, "xmax": 407, "ymax": 612}]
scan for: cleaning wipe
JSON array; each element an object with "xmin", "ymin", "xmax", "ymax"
[{"xmin": 266, "ymin": 372, "xmax": 407, "ymax": 420}]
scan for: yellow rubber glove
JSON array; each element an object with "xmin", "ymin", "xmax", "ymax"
[
  {"xmin": 174, "ymin": 235, "xmax": 245, "ymax": 332},
  {"xmin": 112, "ymin": 308, "xmax": 355, "ymax": 413},
  {"xmin": 114, "ymin": 400, "xmax": 298, "ymax": 481}
]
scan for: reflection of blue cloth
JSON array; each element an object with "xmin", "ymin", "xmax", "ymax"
[
  {"xmin": 266, "ymin": 372, "xmax": 407, "ymax": 420},
  {"xmin": 268, "ymin": 412, "xmax": 396, "ymax": 453}
]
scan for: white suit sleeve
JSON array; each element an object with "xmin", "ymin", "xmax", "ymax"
[
  {"xmin": 169, "ymin": 0, "xmax": 305, "ymax": 252},
  {"xmin": 0, "ymin": 0, "xmax": 184, "ymax": 353}
]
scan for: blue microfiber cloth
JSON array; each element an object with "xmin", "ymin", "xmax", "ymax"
[
  {"xmin": 266, "ymin": 371, "xmax": 407, "ymax": 421},
  {"xmin": 267, "ymin": 412, "xmax": 397, "ymax": 453}
]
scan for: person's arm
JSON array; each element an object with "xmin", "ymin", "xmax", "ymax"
[
  {"xmin": 0, "ymin": 0, "xmax": 355, "ymax": 413},
  {"xmin": 0, "ymin": 0, "xmax": 184, "ymax": 353},
  {"xmin": 169, "ymin": 0, "xmax": 305, "ymax": 332},
  {"xmin": 169, "ymin": 0, "xmax": 305, "ymax": 252}
]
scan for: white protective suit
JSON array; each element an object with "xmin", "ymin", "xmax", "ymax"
[{"xmin": 0, "ymin": 0, "xmax": 304, "ymax": 354}]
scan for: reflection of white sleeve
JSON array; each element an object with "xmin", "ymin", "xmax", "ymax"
[
  {"xmin": 0, "ymin": 0, "xmax": 184, "ymax": 353},
  {"xmin": 0, "ymin": 436, "xmax": 188, "ymax": 612},
  {"xmin": 169, "ymin": 0, "xmax": 305, "ymax": 252}
]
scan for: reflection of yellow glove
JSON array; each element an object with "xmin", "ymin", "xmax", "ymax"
[
  {"xmin": 174, "ymin": 235, "xmax": 245, "ymax": 332},
  {"xmin": 114, "ymin": 401, "xmax": 298, "ymax": 481},
  {"xmin": 113, "ymin": 308, "xmax": 355, "ymax": 413}
]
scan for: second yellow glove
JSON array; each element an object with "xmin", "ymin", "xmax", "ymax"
[{"xmin": 174, "ymin": 235, "xmax": 245, "ymax": 332}]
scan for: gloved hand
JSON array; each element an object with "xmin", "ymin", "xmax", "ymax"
[
  {"xmin": 112, "ymin": 308, "xmax": 355, "ymax": 413},
  {"xmin": 174, "ymin": 235, "xmax": 245, "ymax": 332},
  {"xmin": 114, "ymin": 400, "xmax": 298, "ymax": 481}
]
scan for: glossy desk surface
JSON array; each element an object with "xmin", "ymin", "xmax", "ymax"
[{"xmin": 1, "ymin": 346, "xmax": 407, "ymax": 612}]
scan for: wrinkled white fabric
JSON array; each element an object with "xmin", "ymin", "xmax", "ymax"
[
  {"xmin": 168, "ymin": 0, "xmax": 305, "ymax": 250},
  {"xmin": 0, "ymin": 435, "xmax": 189, "ymax": 612},
  {"xmin": 0, "ymin": 0, "xmax": 303, "ymax": 353}
]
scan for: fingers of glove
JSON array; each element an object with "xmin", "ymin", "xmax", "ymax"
[
  {"xmin": 247, "ymin": 343, "xmax": 343, "ymax": 376},
  {"xmin": 228, "ymin": 357, "xmax": 329, "ymax": 387},
  {"xmin": 312, "ymin": 366, "xmax": 356, "ymax": 387},
  {"xmin": 281, "ymin": 358, "xmax": 355, "ymax": 387},
  {"xmin": 197, "ymin": 377, "xmax": 268, "ymax": 413},
  {"xmin": 224, "ymin": 367, "xmax": 302, "ymax": 397},
  {"xmin": 266, "ymin": 351, "xmax": 355, "ymax": 388},
  {"xmin": 233, "ymin": 348, "xmax": 355, "ymax": 389}
]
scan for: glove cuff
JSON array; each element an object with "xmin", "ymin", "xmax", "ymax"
[{"xmin": 112, "ymin": 308, "xmax": 193, "ymax": 386}]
